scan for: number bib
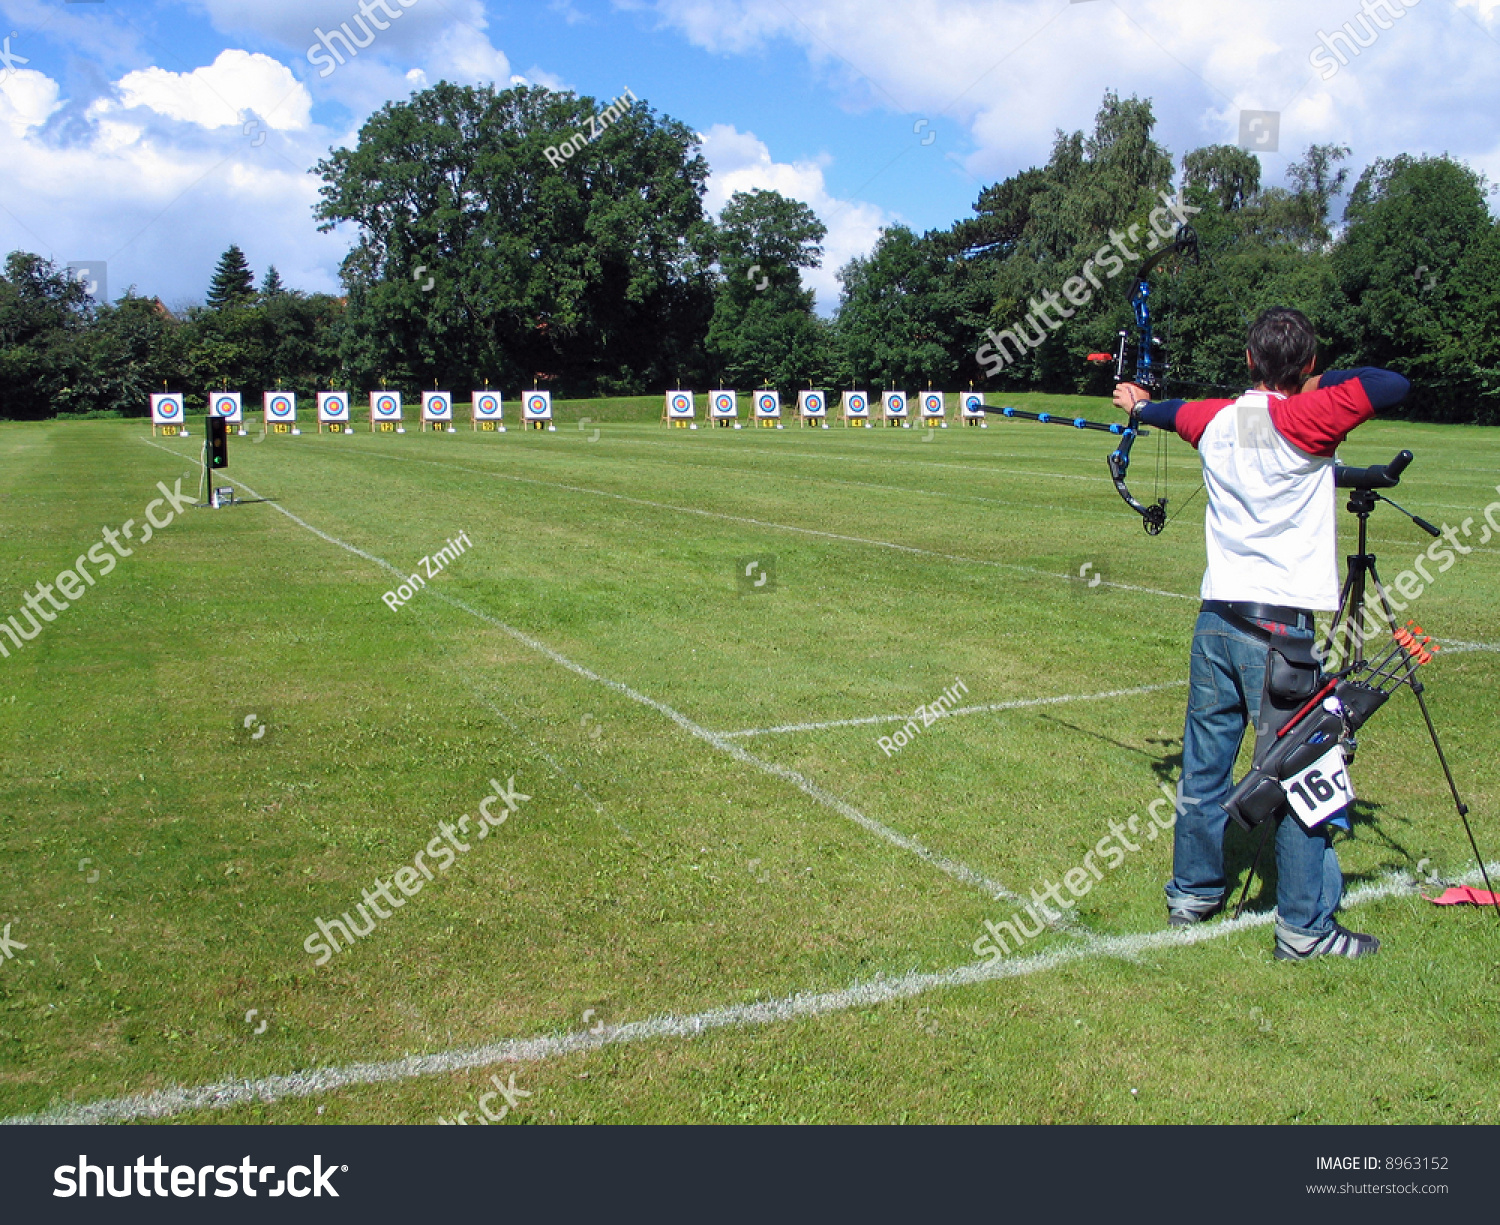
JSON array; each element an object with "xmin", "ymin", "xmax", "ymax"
[{"xmin": 1283, "ymin": 745, "xmax": 1354, "ymax": 829}]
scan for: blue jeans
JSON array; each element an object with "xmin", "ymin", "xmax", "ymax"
[{"xmin": 1166, "ymin": 608, "xmax": 1344, "ymax": 935}]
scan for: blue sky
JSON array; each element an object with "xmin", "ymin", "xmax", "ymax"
[{"xmin": 1, "ymin": 0, "xmax": 1497, "ymax": 314}]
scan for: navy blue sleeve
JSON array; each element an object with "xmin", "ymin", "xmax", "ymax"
[
  {"xmin": 1137, "ymin": 398, "xmax": 1185, "ymax": 430},
  {"xmin": 1319, "ymin": 368, "xmax": 1410, "ymax": 411}
]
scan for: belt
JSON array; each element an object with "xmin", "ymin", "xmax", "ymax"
[{"xmin": 1201, "ymin": 599, "xmax": 1315, "ymax": 636}]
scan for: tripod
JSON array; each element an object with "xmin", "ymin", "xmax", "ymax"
[{"xmin": 1234, "ymin": 451, "xmax": 1500, "ymax": 920}]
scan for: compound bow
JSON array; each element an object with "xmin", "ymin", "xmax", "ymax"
[{"xmin": 1091, "ymin": 224, "xmax": 1201, "ymax": 535}]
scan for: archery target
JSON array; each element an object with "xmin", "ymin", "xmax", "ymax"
[
  {"xmin": 264, "ymin": 392, "xmax": 296, "ymax": 421},
  {"xmin": 798, "ymin": 390, "xmax": 826, "ymax": 416},
  {"xmin": 151, "ymin": 393, "xmax": 184, "ymax": 423},
  {"xmin": 666, "ymin": 390, "xmax": 694, "ymax": 419},
  {"xmin": 473, "ymin": 392, "xmax": 503, "ymax": 419},
  {"xmin": 371, "ymin": 391, "xmax": 402, "ymax": 420},
  {"xmin": 523, "ymin": 391, "xmax": 552, "ymax": 420},
  {"xmin": 422, "ymin": 391, "xmax": 453, "ymax": 420},
  {"xmin": 318, "ymin": 392, "xmax": 351, "ymax": 421},
  {"xmin": 209, "ymin": 392, "xmax": 242, "ymax": 422},
  {"xmin": 961, "ymin": 393, "xmax": 985, "ymax": 418},
  {"xmin": 755, "ymin": 390, "xmax": 780, "ymax": 417},
  {"xmin": 883, "ymin": 391, "xmax": 908, "ymax": 417},
  {"xmin": 921, "ymin": 392, "xmax": 945, "ymax": 418},
  {"xmin": 710, "ymin": 390, "xmax": 737, "ymax": 418},
  {"xmin": 843, "ymin": 391, "xmax": 869, "ymax": 417}
]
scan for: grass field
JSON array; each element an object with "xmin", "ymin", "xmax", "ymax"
[{"xmin": 2, "ymin": 395, "xmax": 1498, "ymax": 1125}]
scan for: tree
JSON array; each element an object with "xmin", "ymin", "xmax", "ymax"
[
  {"xmin": 835, "ymin": 225, "xmax": 987, "ymax": 388},
  {"xmin": 314, "ymin": 82, "xmax": 717, "ymax": 393},
  {"xmin": 261, "ymin": 266, "xmax": 286, "ymax": 298},
  {"xmin": 56, "ymin": 294, "xmax": 185, "ymax": 416},
  {"xmin": 206, "ymin": 245, "xmax": 257, "ymax": 310},
  {"xmin": 964, "ymin": 91, "xmax": 1177, "ymax": 390},
  {"xmin": 705, "ymin": 188, "xmax": 830, "ymax": 387},
  {"xmin": 1181, "ymin": 145, "xmax": 1262, "ymax": 212},
  {"xmin": 0, "ymin": 252, "xmax": 93, "ymax": 419},
  {"xmin": 1325, "ymin": 154, "xmax": 1499, "ymax": 419}
]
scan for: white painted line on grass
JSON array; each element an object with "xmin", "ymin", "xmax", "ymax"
[
  {"xmin": 1441, "ymin": 639, "xmax": 1500, "ymax": 654},
  {"xmin": 717, "ymin": 681, "xmax": 1191, "ymax": 739},
  {"xmin": 142, "ymin": 440, "xmax": 1022, "ymax": 910},
  {"xmin": 330, "ymin": 447, "xmax": 1199, "ymax": 602},
  {"xmin": 8, "ymin": 864, "xmax": 1483, "ymax": 1127}
]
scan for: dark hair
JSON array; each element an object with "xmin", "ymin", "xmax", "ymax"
[{"xmin": 1247, "ymin": 307, "xmax": 1318, "ymax": 393}]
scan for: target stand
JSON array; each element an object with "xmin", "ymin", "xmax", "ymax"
[
  {"xmin": 841, "ymin": 391, "xmax": 871, "ymax": 428},
  {"xmin": 708, "ymin": 390, "xmax": 740, "ymax": 428},
  {"xmin": 663, "ymin": 390, "xmax": 697, "ymax": 429},
  {"xmin": 797, "ymin": 390, "xmax": 829, "ymax": 429},
  {"xmin": 472, "ymin": 391, "xmax": 506, "ymax": 432}
]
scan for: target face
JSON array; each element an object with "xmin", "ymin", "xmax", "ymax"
[
  {"xmin": 667, "ymin": 391, "xmax": 693, "ymax": 417},
  {"xmin": 845, "ymin": 392, "xmax": 868, "ymax": 415},
  {"xmin": 473, "ymin": 393, "xmax": 503, "ymax": 418},
  {"xmin": 151, "ymin": 394, "xmax": 183, "ymax": 422},
  {"xmin": 423, "ymin": 392, "xmax": 453, "ymax": 419},
  {"xmin": 711, "ymin": 391, "xmax": 737, "ymax": 416},
  {"xmin": 372, "ymin": 392, "xmax": 402, "ymax": 419},
  {"xmin": 922, "ymin": 393, "xmax": 944, "ymax": 415},
  {"xmin": 524, "ymin": 392, "xmax": 552, "ymax": 418},
  {"xmin": 962, "ymin": 393, "xmax": 984, "ymax": 416},
  {"xmin": 318, "ymin": 392, "xmax": 350, "ymax": 421},
  {"xmin": 884, "ymin": 393, "xmax": 907, "ymax": 415},
  {"xmin": 266, "ymin": 393, "xmax": 295, "ymax": 419},
  {"xmin": 756, "ymin": 392, "xmax": 779, "ymax": 416},
  {"xmin": 210, "ymin": 393, "xmax": 242, "ymax": 421},
  {"xmin": 800, "ymin": 392, "xmax": 824, "ymax": 414}
]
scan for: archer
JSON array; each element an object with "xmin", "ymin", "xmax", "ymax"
[{"xmin": 1113, "ymin": 307, "xmax": 1410, "ymax": 960}]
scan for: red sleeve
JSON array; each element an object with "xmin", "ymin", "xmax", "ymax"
[
  {"xmin": 1268, "ymin": 380, "xmax": 1376, "ymax": 457},
  {"xmin": 1174, "ymin": 399, "xmax": 1235, "ymax": 449}
]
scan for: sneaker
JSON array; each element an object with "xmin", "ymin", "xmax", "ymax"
[
  {"xmin": 1274, "ymin": 922, "xmax": 1380, "ymax": 961},
  {"xmin": 1167, "ymin": 900, "xmax": 1223, "ymax": 927}
]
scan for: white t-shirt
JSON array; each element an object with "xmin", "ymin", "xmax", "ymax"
[{"xmin": 1165, "ymin": 378, "xmax": 1380, "ymax": 611}]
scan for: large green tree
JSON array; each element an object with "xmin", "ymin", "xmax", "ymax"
[
  {"xmin": 705, "ymin": 188, "xmax": 831, "ymax": 388},
  {"xmin": 314, "ymin": 82, "xmax": 717, "ymax": 394},
  {"xmin": 835, "ymin": 225, "xmax": 989, "ymax": 389},
  {"xmin": 0, "ymin": 252, "xmax": 93, "ymax": 419},
  {"xmin": 1325, "ymin": 154, "xmax": 1500, "ymax": 420}
]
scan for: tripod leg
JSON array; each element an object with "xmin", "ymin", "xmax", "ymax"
[
  {"xmin": 1364, "ymin": 565, "xmax": 1500, "ymax": 920},
  {"xmin": 1233, "ymin": 819, "xmax": 1276, "ymax": 921},
  {"xmin": 1321, "ymin": 563, "xmax": 1362, "ymax": 672}
]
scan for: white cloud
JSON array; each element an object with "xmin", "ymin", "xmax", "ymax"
[
  {"xmin": 650, "ymin": 0, "xmax": 1500, "ymax": 203},
  {"xmin": 106, "ymin": 50, "xmax": 312, "ymax": 131},
  {"xmin": 0, "ymin": 69, "xmax": 62, "ymax": 137},
  {"xmin": 0, "ymin": 60, "xmax": 343, "ymax": 307},
  {"xmin": 700, "ymin": 123, "xmax": 890, "ymax": 313}
]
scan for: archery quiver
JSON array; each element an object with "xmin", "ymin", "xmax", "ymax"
[{"xmin": 1223, "ymin": 638, "xmax": 1391, "ymax": 831}]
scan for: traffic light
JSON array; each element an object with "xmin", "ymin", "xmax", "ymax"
[{"xmin": 207, "ymin": 415, "xmax": 228, "ymax": 469}]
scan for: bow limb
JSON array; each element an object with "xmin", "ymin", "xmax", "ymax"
[{"xmin": 1107, "ymin": 412, "xmax": 1167, "ymax": 535}]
